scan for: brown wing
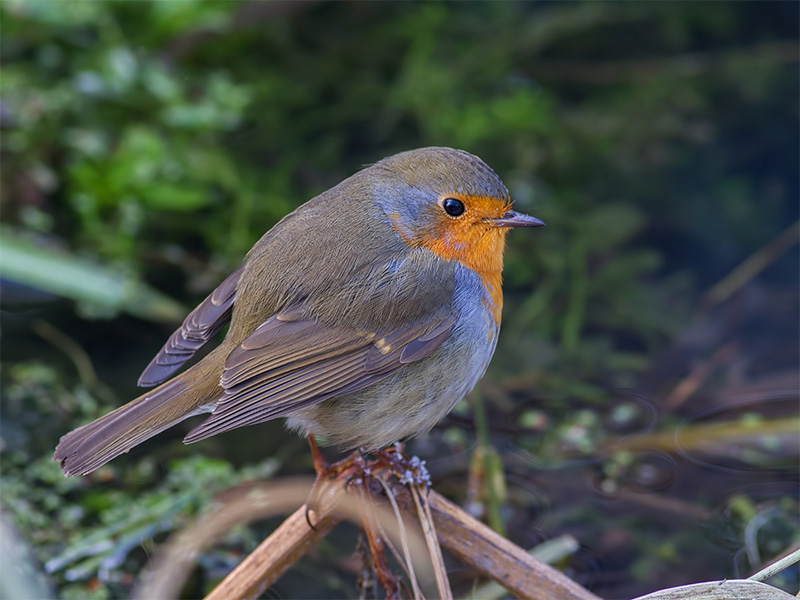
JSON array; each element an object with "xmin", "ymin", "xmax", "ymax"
[
  {"xmin": 138, "ymin": 267, "xmax": 242, "ymax": 387},
  {"xmin": 182, "ymin": 303, "xmax": 455, "ymax": 443}
]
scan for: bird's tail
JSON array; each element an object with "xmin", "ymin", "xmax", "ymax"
[{"xmin": 54, "ymin": 364, "xmax": 220, "ymax": 476}]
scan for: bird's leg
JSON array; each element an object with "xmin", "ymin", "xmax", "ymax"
[
  {"xmin": 308, "ymin": 434, "xmax": 328, "ymax": 474},
  {"xmin": 306, "ymin": 435, "xmax": 333, "ymax": 528},
  {"xmin": 304, "ymin": 439, "xmax": 429, "ymax": 598},
  {"xmin": 356, "ymin": 483, "xmax": 401, "ymax": 599},
  {"xmin": 303, "ymin": 443, "xmax": 400, "ymax": 598},
  {"xmin": 306, "ymin": 435, "xmax": 366, "ymax": 527}
]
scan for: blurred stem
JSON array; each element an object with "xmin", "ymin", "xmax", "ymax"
[
  {"xmin": 562, "ymin": 231, "xmax": 588, "ymax": 353},
  {"xmin": 665, "ymin": 341, "xmax": 740, "ymax": 410},
  {"xmin": 472, "ymin": 389, "xmax": 506, "ymax": 536},
  {"xmin": 703, "ymin": 219, "xmax": 800, "ymax": 309},
  {"xmin": 0, "ymin": 231, "xmax": 185, "ymax": 322},
  {"xmin": 601, "ymin": 416, "xmax": 799, "ymax": 455},
  {"xmin": 33, "ymin": 320, "xmax": 97, "ymax": 388}
]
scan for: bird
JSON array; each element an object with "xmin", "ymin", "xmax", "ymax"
[{"xmin": 54, "ymin": 147, "xmax": 544, "ymax": 476}]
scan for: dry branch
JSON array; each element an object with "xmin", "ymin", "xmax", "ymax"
[
  {"xmin": 412, "ymin": 489, "xmax": 601, "ymax": 600},
  {"xmin": 203, "ymin": 473, "xmax": 600, "ymax": 600}
]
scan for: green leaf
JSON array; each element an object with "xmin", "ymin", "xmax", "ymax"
[{"xmin": 0, "ymin": 230, "xmax": 185, "ymax": 322}]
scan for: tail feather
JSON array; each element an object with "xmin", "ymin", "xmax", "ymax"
[{"xmin": 54, "ymin": 372, "xmax": 218, "ymax": 476}]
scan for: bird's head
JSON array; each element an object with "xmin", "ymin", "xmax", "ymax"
[{"xmin": 369, "ymin": 147, "xmax": 544, "ymax": 278}]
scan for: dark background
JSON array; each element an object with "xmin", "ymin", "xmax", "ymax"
[{"xmin": 1, "ymin": 2, "xmax": 798, "ymax": 598}]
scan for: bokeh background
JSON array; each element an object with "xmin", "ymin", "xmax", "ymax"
[{"xmin": 1, "ymin": 2, "xmax": 798, "ymax": 599}]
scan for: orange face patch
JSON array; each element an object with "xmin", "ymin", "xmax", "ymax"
[{"xmin": 391, "ymin": 194, "xmax": 512, "ymax": 324}]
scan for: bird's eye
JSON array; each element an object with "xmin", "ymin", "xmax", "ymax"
[{"xmin": 442, "ymin": 197, "xmax": 465, "ymax": 217}]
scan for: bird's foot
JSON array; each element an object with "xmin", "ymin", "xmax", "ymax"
[
  {"xmin": 308, "ymin": 439, "xmax": 431, "ymax": 499},
  {"xmin": 305, "ymin": 440, "xmax": 430, "ymax": 599},
  {"xmin": 372, "ymin": 441, "xmax": 432, "ymax": 488}
]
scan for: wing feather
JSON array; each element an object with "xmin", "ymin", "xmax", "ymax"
[
  {"xmin": 205, "ymin": 355, "xmax": 365, "ymax": 427},
  {"xmin": 183, "ymin": 304, "xmax": 456, "ymax": 443},
  {"xmin": 138, "ymin": 268, "xmax": 242, "ymax": 386}
]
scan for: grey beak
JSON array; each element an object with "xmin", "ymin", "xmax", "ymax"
[{"xmin": 491, "ymin": 210, "xmax": 545, "ymax": 228}]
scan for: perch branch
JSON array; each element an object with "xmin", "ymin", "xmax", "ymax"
[
  {"xmin": 203, "ymin": 470, "xmax": 600, "ymax": 600},
  {"xmin": 414, "ymin": 488, "xmax": 601, "ymax": 600}
]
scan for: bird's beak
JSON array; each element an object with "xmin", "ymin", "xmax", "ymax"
[{"xmin": 491, "ymin": 210, "xmax": 545, "ymax": 228}]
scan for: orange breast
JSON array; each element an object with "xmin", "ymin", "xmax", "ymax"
[{"xmin": 389, "ymin": 195, "xmax": 510, "ymax": 325}]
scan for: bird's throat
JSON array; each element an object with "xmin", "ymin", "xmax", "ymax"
[
  {"xmin": 388, "ymin": 212, "xmax": 508, "ymax": 325},
  {"xmin": 421, "ymin": 228, "xmax": 507, "ymax": 325}
]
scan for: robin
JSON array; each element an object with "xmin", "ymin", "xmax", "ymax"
[{"xmin": 54, "ymin": 147, "xmax": 544, "ymax": 476}]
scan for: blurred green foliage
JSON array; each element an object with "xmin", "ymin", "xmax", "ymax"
[{"xmin": 1, "ymin": 1, "xmax": 797, "ymax": 598}]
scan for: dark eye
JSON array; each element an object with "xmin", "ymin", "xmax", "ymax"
[{"xmin": 442, "ymin": 197, "xmax": 465, "ymax": 217}]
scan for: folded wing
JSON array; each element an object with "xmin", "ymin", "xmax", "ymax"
[{"xmin": 183, "ymin": 302, "xmax": 455, "ymax": 442}]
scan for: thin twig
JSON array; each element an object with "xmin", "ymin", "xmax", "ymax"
[
  {"xmin": 749, "ymin": 547, "xmax": 800, "ymax": 583},
  {"xmin": 703, "ymin": 220, "xmax": 800, "ymax": 309},
  {"xmin": 411, "ymin": 486, "xmax": 453, "ymax": 600},
  {"xmin": 665, "ymin": 341, "xmax": 740, "ymax": 410},
  {"xmin": 358, "ymin": 484, "xmax": 400, "ymax": 598},
  {"xmin": 376, "ymin": 477, "xmax": 424, "ymax": 599}
]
